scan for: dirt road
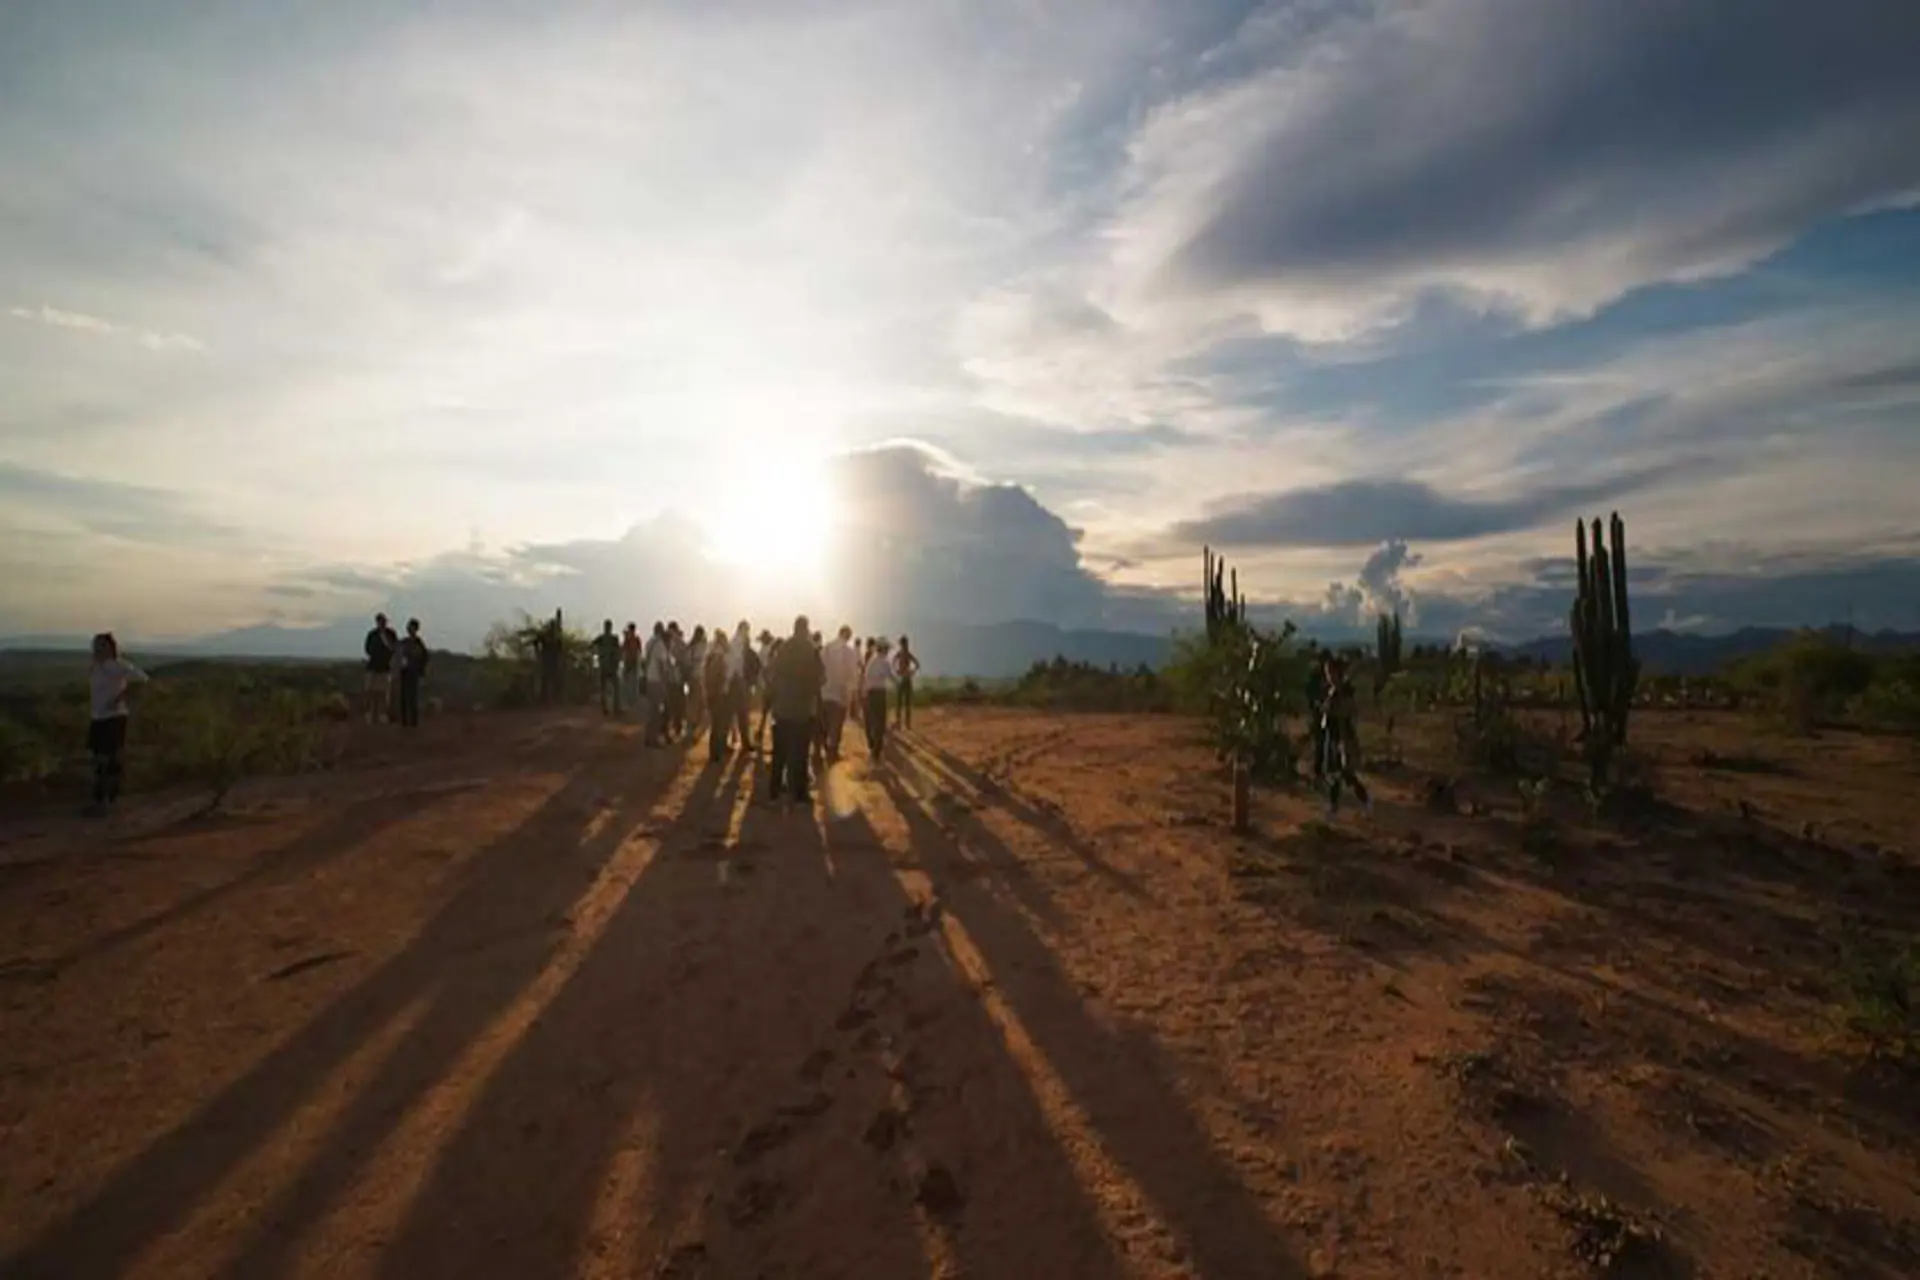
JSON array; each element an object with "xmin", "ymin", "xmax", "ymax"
[{"xmin": 2, "ymin": 708, "xmax": 1916, "ymax": 1278}]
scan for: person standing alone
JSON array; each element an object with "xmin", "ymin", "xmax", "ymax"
[
  {"xmin": 86, "ymin": 632, "xmax": 147, "ymax": 817},
  {"xmin": 765, "ymin": 615, "xmax": 824, "ymax": 807},
  {"xmin": 594, "ymin": 620, "xmax": 622, "ymax": 716},
  {"xmin": 893, "ymin": 635, "xmax": 921, "ymax": 730},
  {"xmin": 863, "ymin": 638, "xmax": 894, "ymax": 760},
  {"xmin": 397, "ymin": 618, "xmax": 431, "ymax": 728},
  {"xmin": 363, "ymin": 612, "xmax": 398, "ymax": 724}
]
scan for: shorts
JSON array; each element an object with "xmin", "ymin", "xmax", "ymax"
[{"xmin": 365, "ymin": 670, "xmax": 393, "ymax": 693}]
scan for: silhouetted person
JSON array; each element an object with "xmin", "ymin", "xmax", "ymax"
[
  {"xmin": 363, "ymin": 612, "xmax": 398, "ymax": 723},
  {"xmin": 703, "ymin": 631, "xmax": 733, "ymax": 763},
  {"xmin": 863, "ymin": 637, "xmax": 894, "ymax": 759},
  {"xmin": 766, "ymin": 615, "xmax": 824, "ymax": 806},
  {"xmin": 755, "ymin": 630, "xmax": 780, "ymax": 748},
  {"xmin": 687, "ymin": 624, "xmax": 710, "ymax": 737},
  {"xmin": 594, "ymin": 619, "xmax": 622, "ymax": 715},
  {"xmin": 620, "ymin": 622, "xmax": 642, "ymax": 714},
  {"xmin": 397, "ymin": 618, "xmax": 430, "ymax": 728},
  {"xmin": 821, "ymin": 625, "xmax": 859, "ymax": 763},
  {"xmin": 893, "ymin": 634, "xmax": 921, "ymax": 729},
  {"xmin": 643, "ymin": 622, "xmax": 672, "ymax": 745},
  {"xmin": 731, "ymin": 620, "xmax": 757, "ymax": 750},
  {"xmin": 86, "ymin": 632, "xmax": 147, "ymax": 816},
  {"xmin": 1305, "ymin": 648, "xmax": 1330, "ymax": 784},
  {"xmin": 1320, "ymin": 655, "xmax": 1372, "ymax": 818}
]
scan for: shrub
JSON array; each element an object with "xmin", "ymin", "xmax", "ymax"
[
  {"xmin": 1840, "ymin": 937, "xmax": 1919, "ymax": 1063},
  {"xmin": 1167, "ymin": 623, "xmax": 1310, "ymax": 785},
  {"xmin": 131, "ymin": 678, "xmax": 325, "ymax": 812},
  {"xmin": 1729, "ymin": 633, "xmax": 1876, "ymax": 732},
  {"xmin": 0, "ymin": 711, "xmax": 59, "ymax": 785}
]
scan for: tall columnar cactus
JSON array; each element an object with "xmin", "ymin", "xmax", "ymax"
[
  {"xmin": 1203, "ymin": 546, "xmax": 1246, "ymax": 640},
  {"xmin": 1374, "ymin": 610, "xmax": 1403, "ymax": 694},
  {"xmin": 1570, "ymin": 512, "xmax": 1639, "ymax": 789}
]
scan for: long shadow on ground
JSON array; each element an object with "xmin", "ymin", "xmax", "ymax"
[
  {"xmin": 368, "ymin": 750, "xmax": 1131, "ymax": 1279},
  {"xmin": 2, "ymin": 744, "xmax": 690, "ymax": 1280},
  {"xmin": 885, "ymin": 740, "xmax": 1308, "ymax": 1280}
]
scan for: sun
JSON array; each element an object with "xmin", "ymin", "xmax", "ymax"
[{"xmin": 699, "ymin": 443, "xmax": 836, "ymax": 573}]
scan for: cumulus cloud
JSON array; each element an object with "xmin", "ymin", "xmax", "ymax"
[{"xmin": 1118, "ymin": 0, "xmax": 1920, "ymax": 336}]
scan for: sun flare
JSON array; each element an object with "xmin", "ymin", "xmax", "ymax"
[{"xmin": 699, "ymin": 443, "xmax": 836, "ymax": 573}]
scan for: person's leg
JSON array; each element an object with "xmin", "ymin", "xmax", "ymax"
[
  {"xmin": 868, "ymin": 691, "xmax": 888, "ymax": 756},
  {"xmin": 399, "ymin": 675, "xmax": 416, "ymax": 728},
  {"xmin": 901, "ymin": 679, "xmax": 913, "ymax": 729},
  {"xmin": 93, "ymin": 715, "xmax": 127, "ymax": 807},
  {"xmin": 793, "ymin": 717, "xmax": 815, "ymax": 802},
  {"xmin": 769, "ymin": 718, "xmax": 791, "ymax": 799},
  {"xmin": 733, "ymin": 682, "xmax": 752, "ymax": 750},
  {"xmin": 708, "ymin": 685, "xmax": 730, "ymax": 760},
  {"xmin": 1340, "ymin": 721, "xmax": 1371, "ymax": 810}
]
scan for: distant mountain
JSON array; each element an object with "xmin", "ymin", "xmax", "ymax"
[{"xmin": 1504, "ymin": 625, "xmax": 1920, "ymax": 675}]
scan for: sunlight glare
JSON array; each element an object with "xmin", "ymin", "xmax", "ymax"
[{"xmin": 700, "ymin": 440, "xmax": 836, "ymax": 573}]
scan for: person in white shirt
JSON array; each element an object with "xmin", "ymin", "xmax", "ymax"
[
  {"xmin": 819, "ymin": 625, "xmax": 862, "ymax": 763},
  {"xmin": 643, "ymin": 622, "xmax": 674, "ymax": 746},
  {"xmin": 862, "ymin": 637, "xmax": 894, "ymax": 759},
  {"xmin": 87, "ymin": 632, "xmax": 148, "ymax": 816}
]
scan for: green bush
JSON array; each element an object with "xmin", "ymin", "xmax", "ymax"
[
  {"xmin": 130, "ymin": 677, "xmax": 325, "ymax": 810},
  {"xmin": 0, "ymin": 710, "xmax": 59, "ymax": 785},
  {"xmin": 1166, "ymin": 623, "xmax": 1310, "ymax": 785},
  {"xmin": 1729, "ymin": 633, "xmax": 1876, "ymax": 731}
]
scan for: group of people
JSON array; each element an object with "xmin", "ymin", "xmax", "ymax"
[
  {"xmin": 361, "ymin": 612, "xmax": 433, "ymax": 727},
  {"xmin": 589, "ymin": 615, "xmax": 923, "ymax": 804}
]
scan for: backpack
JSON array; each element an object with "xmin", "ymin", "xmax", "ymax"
[
  {"xmin": 704, "ymin": 647, "xmax": 728, "ymax": 688},
  {"xmin": 742, "ymin": 645, "xmax": 763, "ymax": 686}
]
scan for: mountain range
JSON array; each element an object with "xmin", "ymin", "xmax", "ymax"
[{"xmin": 4, "ymin": 619, "xmax": 1915, "ymax": 680}]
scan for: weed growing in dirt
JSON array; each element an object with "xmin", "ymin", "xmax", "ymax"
[
  {"xmin": 1537, "ymin": 1178, "xmax": 1668, "ymax": 1274},
  {"xmin": 1838, "ymin": 937, "xmax": 1920, "ymax": 1063}
]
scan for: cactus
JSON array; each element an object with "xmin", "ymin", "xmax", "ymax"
[
  {"xmin": 1203, "ymin": 546, "xmax": 1246, "ymax": 640},
  {"xmin": 1374, "ymin": 610, "xmax": 1403, "ymax": 695},
  {"xmin": 1570, "ymin": 512, "xmax": 1639, "ymax": 791}
]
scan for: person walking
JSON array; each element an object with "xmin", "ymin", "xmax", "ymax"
[
  {"xmin": 666, "ymin": 623, "xmax": 690, "ymax": 740},
  {"xmin": 1320, "ymin": 654, "xmax": 1373, "ymax": 818},
  {"xmin": 731, "ymin": 621, "xmax": 757, "ymax": 750},
  {"xmin": 765, "ymin": 615, "xmax": 824, "ymax": 807},
  {"xmin": 755, "ymin": 630, "xmax": 780, "ymax": 749},
  {"xmin": 85, "ymin": 632, "xmax": 147, "ymax": 817},
  {"xmin": 687, "ymin": 625, "xmax": 710, "ymax": 739},
  {"xmin": 397, "ymin": 618, "xmax": 431, "ymax": 728},
  {"xmin": 1305, "ymin": 648, "xmax": 1330, "ymax": 785},
  {"xmin": 863, "ymin": 637, "xmax": 894, "ymax": 760},
  {"xmin": 893, "ymin": 635, "xmax": 921, "ymax": 730},
  {"xmin": 703, "ymin": 631, "xmax": 734, "ymax": 763},
  {"xmin": 820, "ymin": 625, "xmax": 860, "ymax": 763},
  {"xmin": 362, "ymin": 612, "xmax": 398, "ymax": 724},
  {"xmin": 643, "ymin": 622, "xmax": 673, "ymax": 746},
  {"xmin": 621, "ymin": 622, "xmax": 643, "ymax": 716},
  {"xmin": 594, "ymin": 619, "xmax": 622, "ymax": 716}
]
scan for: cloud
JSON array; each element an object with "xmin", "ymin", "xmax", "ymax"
[
  {"xmin": 7, "ymin": 301, "xmax": 206, "ymax": 353},
  {"xmin": 1164, "ymin": 467, "xmax": 1685, "ymax": 550},
  {"xmin": 0, "ymin": 462, "xmax": 239, "ymax": 547},
  {"xmin": 9, "ymin": 304, "xmax": 117, "ymax": 334},
  {"xmin": 1112, "ymin": 0, "xmax": 1920, "ymax": 336}
]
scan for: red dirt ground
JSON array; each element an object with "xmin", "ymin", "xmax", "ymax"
[{"xmin": 1, "ymin": 707, "xmax": 1916, "ymax": 1278}]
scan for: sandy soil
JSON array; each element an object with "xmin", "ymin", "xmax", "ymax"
[{"xmin": 1, "ymin": 707, "xmax": 1916, "ymax": 1279}]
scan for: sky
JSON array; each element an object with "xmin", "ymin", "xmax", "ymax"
[{"xmin": 4, "ymin": 0, "xmax": 1920, "ymax": 648}]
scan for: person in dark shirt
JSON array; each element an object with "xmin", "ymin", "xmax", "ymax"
[
  {"xmin": 1304, "ymin": 647, "xmax": 1329, "ymax": 783},
  {"xmin": 397, "ymin": 618, "xmax": 431, "ymax": 728},
  {"xmin": 765, "ymin": 615, "xmax": 825, "ymax": 806},
  {"xmin": 1320, "ymin": 654, "xmax": 1372, "ymax": 818},
  {"xmin": 593, "ymin": 620, "xmax": 622, "ymax": 716},
  {"xmin": 363, "ymin": 612, "xmax": 398, "ymax": 724}
]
